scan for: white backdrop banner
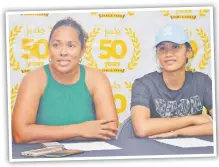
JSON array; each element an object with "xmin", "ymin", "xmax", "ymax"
[{"xmin": 7, "ymin": 7, "xmax": 213, "ymax": 125}]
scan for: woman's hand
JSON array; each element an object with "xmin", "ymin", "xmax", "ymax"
[
  {"xmin": 78, "ymin": 118, "xmax": 118, "ymax": 140},
  {"xmin": 193, "ymin": 114, "xmax": 212, "ymax": 125},
  {"xmin": 148, "ymin": 131, "xmax": 178, "ymax": 139}
]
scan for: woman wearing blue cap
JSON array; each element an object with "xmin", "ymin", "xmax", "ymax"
[{"xmin": 131, "ymin": 23, "xmax": 213, "ymax": 138}]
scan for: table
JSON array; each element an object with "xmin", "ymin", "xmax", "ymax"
[{"xmin": 11, "ymin": 136, "xmax": 214, "ymax": 160}]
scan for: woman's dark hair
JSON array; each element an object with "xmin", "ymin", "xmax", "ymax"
[
  {"xmin": 185, "ymin": 42, "xmax": 192, "ymax": 51},
  {"xmin": 185, "ymin": 42, "xmax": 193, "ymax": 63},
  {"xmin": 48, "ymin": 17, "xmax": 88, "ymax": 49}
]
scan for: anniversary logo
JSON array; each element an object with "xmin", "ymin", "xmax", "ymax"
[
  {"xmin": 184, "ymin": 27, "xmax": 211, "ymax": 73},
  {"xmin": 9, "ymin": 15, "xmax": 52, "ymax": 111},
  {"xmin": 9, "ymin": 26, "xmax": 50, "ymax": 73},
  {"xmin": 83, "ymin": 12, "xmax": 141, "ymax": 74},
  {"xmin": 160, "ymin": 9, "xmax": 209, "ymax": 19},
  {"xmin": 84, "ymin": 27, "xmax": 141, "ymax": 73}
]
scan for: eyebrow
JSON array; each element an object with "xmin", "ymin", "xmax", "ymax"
[
  {"xmin": 51, "ymin": 40, "xmax": 79, "ymax": 44},
  {"xmin": 68, "ymin": 41, "xmax": 79, "ymax": 44}
]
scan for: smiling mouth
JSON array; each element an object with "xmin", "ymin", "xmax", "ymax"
[
  {"xmin": 58, "ymin": 60, "xmax": 71, "ymax": 66},
  {"xmin": 165, "ymin": 60, "xmax": 176, "ymax": 65}
]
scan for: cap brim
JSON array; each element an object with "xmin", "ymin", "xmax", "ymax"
[{"xmin": 155, "ymin": 39, "xmax": 189, "ymax": 48}]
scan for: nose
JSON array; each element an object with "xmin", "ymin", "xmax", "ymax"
[
  {"xmin": 60, "ymin": 46, "xmax": 68, "ymax": 57},
  {"xmin": 165, "ymin": 49, "xmax": 174, "ymax": 57}
]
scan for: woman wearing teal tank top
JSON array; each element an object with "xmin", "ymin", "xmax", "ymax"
[{"xmin": 12, "ymin": 17, "xmax": 118, "ymax": 144}]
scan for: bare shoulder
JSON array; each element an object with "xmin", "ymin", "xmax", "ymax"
[
  {"xmin": 23, "ymin": 67, "xmax": 45, "ymax": 81},
  {"xmin": 84, "ymin": 65, "xmax": 109, "ymax": 82},
  {"xmin": 84, "ymin": 65, "xmax": 110, "ymax": 95},
  {"xmin": 21, "ymin": 66, "xmax": 47, "ymax": 94}
]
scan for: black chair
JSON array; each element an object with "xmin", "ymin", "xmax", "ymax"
[{"xmin": 116, "ymin": 116, "xmax": 136, "ymax": 140}]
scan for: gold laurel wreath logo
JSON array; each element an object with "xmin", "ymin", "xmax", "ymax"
[
  {"xmin": 124, "ymin": 81, "xmax": 133, "ymax": 91},
  {"xmin": 160, "ymin": 10, "xmax": 170, "ymax": 16},
  {"xmin": 125, "ymin": 28, "xmax": 141, "ymax": 70},
  {"xmin": 9, "ymin": 26, "xmax": 23, "ymax": 71},
  {"xmin": 11, "ymin": 84, "xmax": 19, "ymax": 111},
  {"xmin": 196, "ymin": 28, "xmax": 211, "ymax": 70},
  {"xmin": 199, "ymin": 9, "xmax": 209, "ymax": 17},
  {"xmin": 84, "ymin": 28, "xmax": 100, "ymax": 68}
]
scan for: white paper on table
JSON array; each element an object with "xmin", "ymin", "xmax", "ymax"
[
  {"xmin": 62, "ymin": 141, "xmax": 121, "ymax": 151},
  {"xmin": 154, "ymin": 138, "xmax": 214, "ymax": 148}
]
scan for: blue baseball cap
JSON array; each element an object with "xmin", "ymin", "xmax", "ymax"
[{"xmin": 155, "ymin": 23, "xmax": 190, "ymax": 47}]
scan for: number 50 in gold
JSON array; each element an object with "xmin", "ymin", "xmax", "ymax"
[
  {"xmin": 22, "ymin": 38, "xmax": 49, "ymax": 59},
  {"xmin": 99, "ymin": 39, "xmax": 127, "ymax": 59},
  {"xmin": 114, "ymin": 94, "xmax": 127, "ymax": 113}
]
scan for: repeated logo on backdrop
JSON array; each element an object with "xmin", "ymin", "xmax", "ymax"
[
  {"xmin": 9, "ymin": 23, "xmax": 51, "ymax": 111},
  {"xmin": 9, "ymin": 25, "xmax": 51, "ymax": 73},
  {"xmin": 160, "ymin": 9, "xmax": 209, "ymax": 19},
  {"xmin": 9, "ymin": 9, "xmax": 211, "ymax": 121},
  {"xmin": 185, "ymin": 28, "xmax": 211, "ymax": 72},
  {"xmin": 83, "ymin": 27, "xmax": 141, "ymax": 72}
]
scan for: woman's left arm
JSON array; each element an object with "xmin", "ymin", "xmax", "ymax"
[
  {"xmin": 88, "ymin": 69, "xmax": 119, "ymax": 129},
  {"xmin": 149, "ymin": 110, "xmax": 213, "ymax": 138}
]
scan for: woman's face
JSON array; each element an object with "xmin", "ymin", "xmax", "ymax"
[
  {"xmin": 156, "ymin": 42, "xmax": 191, "ymax": 72},
  {"xmin": 49, "ymin": 26, "xmax": 84, "ymax": 73}
]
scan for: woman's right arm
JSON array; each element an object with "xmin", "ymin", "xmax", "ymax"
[
  {"xmin": 12, "ymin": 69, "xmax": 116, "ymax": 144},
  {"xmin": 12, "ymin": 69, "xmax": 82, "ymax": 143}
]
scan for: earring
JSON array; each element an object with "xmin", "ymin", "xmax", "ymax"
[
  {"xmin": 49, "ymin": 57, "xmax": 51, "ymax": 62},
  {"xmin": 79, "ymin": 57, "xmax": 82, "ymax": 63}
]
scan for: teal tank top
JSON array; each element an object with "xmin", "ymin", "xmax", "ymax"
[{"xmin": 36, "ymin": 64, "xmax": 96, "ymax": 125}]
